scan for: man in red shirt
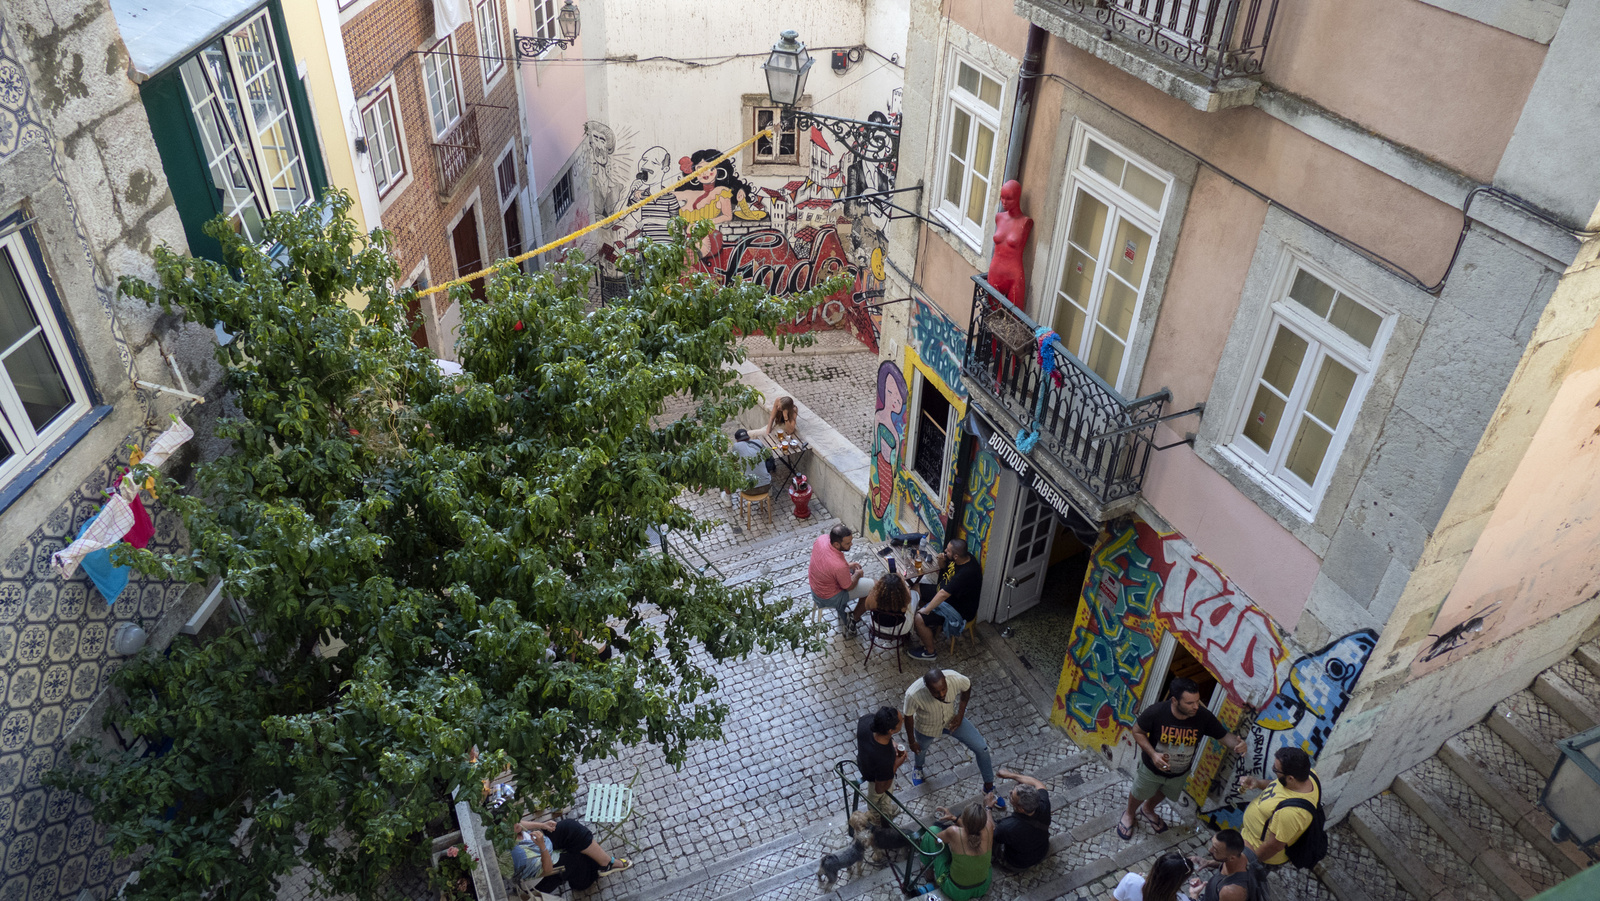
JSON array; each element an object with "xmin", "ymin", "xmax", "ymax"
[{"xmin": 809, "ymin": 525, "xmax": 875, "ymax": 635}]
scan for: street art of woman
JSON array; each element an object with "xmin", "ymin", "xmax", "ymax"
[
  {"xmin": 988, "ymin": 180, "xmax": 1032, "ymax": 307},
  {"xmin": 676, "ymin": 149, "xmax": 761, "ymax": 260}
]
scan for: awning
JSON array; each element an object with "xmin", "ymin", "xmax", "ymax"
[{"xmin": 108, "ymin": 0, "xmax": 265, "ymax": 81}]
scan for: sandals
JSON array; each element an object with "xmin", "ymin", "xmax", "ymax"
[
  {"xmin": 1138, "ymin": 808, "xmax": 1170, "ymax": 834},
  {"xmin": 1116, "ymin": 816, "xmax": 1134, "ymax": 840}
]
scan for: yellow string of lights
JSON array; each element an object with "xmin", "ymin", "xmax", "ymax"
[{"xmin": 417, "ymin": 127, "xmax": 776, "ymax": 298}]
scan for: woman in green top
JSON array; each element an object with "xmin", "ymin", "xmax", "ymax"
[{"xmin": 918, "ymin": 801, "xmax": 994, "ymax": 899}]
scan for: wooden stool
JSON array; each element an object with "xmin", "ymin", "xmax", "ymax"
[
  {"xmin": 948, "ymin": 620, "xmax": 977, "ymax": 655},
  {"xmin": 741, "ymin": 486, "xmax": 772, "ymax": 529}
]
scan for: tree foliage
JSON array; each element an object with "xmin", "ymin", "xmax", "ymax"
[{"xmin": 50, "ymin": 195, "xmax": 837, "ymax": 899}]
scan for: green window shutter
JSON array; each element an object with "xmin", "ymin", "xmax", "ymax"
[{"xmin": 138, "ymin": 68, "xmax": 227, "ymax": 263}]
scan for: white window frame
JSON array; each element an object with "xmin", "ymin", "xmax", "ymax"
[
  {"xmin": 1041, "ymin": 124, "xmax": 1172, "ymax": 392},
  {"xmin": 474, "ymin": 0, "xmax": 506, "ymax": 88},
  {"xmin": 495, "ymin": 142, "xmax": 519, "ymax": 211},
  {"xmin": 421, "ymin": 36, "xmax": 463, "ymax": 138},
  {"xmin": 752, "ymin": 106, "xmax": 799, "ymax": 165},
  {"xmin": 529, "ymin": 0, "xmax": 562, "ymax": 59},
  {"xmin": 359, "ymin": 81, "xmax": 410, "ymax": 201},
  {"xmin": 0, "ymin": 231, "xmax": 92, "ymax": 488},
  {"xmin": 1220, "ymin": 254, "xmax": 1394, "ymax": 519},
  {"xmin": 934, "ymin": 51, "xmax": 1005, "ymax": 248},
  {"xmin": 906, "ymin": 371, "xmax": 957, "ymax": 505}
]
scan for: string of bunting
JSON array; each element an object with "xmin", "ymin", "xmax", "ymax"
[{"xmin": 416, "ymin": 127, "xmax": 777, "ymax": 299}]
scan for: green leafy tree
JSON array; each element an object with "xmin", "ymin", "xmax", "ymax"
[{"xmin": 50, "ymin": 195, "xmax": 838, "ymax": 899}]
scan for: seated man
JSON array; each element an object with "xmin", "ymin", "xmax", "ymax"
[
  {"xmin": 910, "ymin": 538, "xmax": 983, "ymax": 661},
  {"xmin": 510, "ymin": 817, "xmax": 631, "ymax": 895},
  {"xmin": 727, "ymin": 428, "xmax": 772, "ymax": 519},
  {"xmin": 808, "ymin": 524, "xmax": 874, "ymax": 635},
  {"xmin": 991, "ymin": 767, "xmax": 1052, "ymax": 869}
]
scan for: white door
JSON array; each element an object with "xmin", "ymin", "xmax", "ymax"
[{"xmin": 996, "ymin": 487, "xmax": 1057, "ymax": 622}]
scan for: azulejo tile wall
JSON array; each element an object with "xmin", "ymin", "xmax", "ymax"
[{"xmin": 0, "ymin": 437, "xmax": 192, "ymax": 901}]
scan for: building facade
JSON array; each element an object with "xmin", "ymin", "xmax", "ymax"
[
  {"xmin": 872, "ymin": 0, "xmax": 1600, "ymax": 890},
  {"xmin": 338, "ymin": 0, "xmax": 528, "ymax": 356}
]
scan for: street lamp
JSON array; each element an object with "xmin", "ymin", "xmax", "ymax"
[
  {"xmin": 1542, "ymin": 724, "xmax": 1600, "ymax": 857},
  {"xmin": 514, "ymin": 0, "xmax": 580, "ymax": 59},
  {"xmin": 761, "ymin": 29, "xmax": 898, "ymax": 167}
]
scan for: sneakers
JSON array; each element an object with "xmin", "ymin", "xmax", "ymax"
[
  {"xmin": 911, "ymin": 767, "xmax": 925, "ymax": 786},
  {"xmin": 908, "ymin": 647, "xmax": 936, "ymax": 661},
  {"xmin": 989, "ymin": 793, "xmax": 1007, "ymax": 811},
  {"xmin": 598, "ymin": 857, "xmax": 632, "ymax": 876}
]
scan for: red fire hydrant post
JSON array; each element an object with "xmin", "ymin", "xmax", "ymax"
[{"xmin": 788, "ymin": 475, "xmax": 814, "ymax": 520}]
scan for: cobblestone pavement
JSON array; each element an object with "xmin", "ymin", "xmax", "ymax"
[{"xmin": 742, "ymin": 330, "xmax": 879, "ymax": 455}]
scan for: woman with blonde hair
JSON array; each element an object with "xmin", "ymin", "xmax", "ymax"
[
  {"xmin": 917, "ymin": 801, "xmax": 994, "ymax": 899},
  {"xmin": 751, "ymin": 395, "xmax": 799, "ymax": 441}
]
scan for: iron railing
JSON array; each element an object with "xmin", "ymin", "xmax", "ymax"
[
  {"xmin": 832, "ymin": 761, "xmax": 944, "ymax": 895},
  {"xmin": 963, "ymin": 275, "xmax": 1168, "ymax": 509},
  {"xmin": 434, "ymin": 107, "xmax": 480, "ymax": 195},
  {"xmin": 1044, "ymin": 0, "xmax": 1279, "ymax": 84}
]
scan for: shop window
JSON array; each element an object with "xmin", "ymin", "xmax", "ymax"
[
  {"xmin": 1227, "ymin": 258, "xmax": 1390, "ymax": 517},
  {"xmin": 1045, "ymin": 126, "xmax": 1171, "ymax": 391},
  {"xmin": 910, "ymin": 374, "xmax": 955, "ymax": 498},
  {"xmin": 935, "ymin": 53, "xmax": 1004, "ymax": 247},
  {"xmin": 0, "ymin": 229, "xmax": 92, "ymax": 487}
]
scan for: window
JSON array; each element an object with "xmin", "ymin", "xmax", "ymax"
[
  {"xmin": 177, "ymin": 10, "xmax": 313, "ymax": 242},
  {"xmin": 359, "ymin": 87, "xmax": 407, "ymax": 198},
  {"xmin": 1046, "ymin": 128, "xmax": 1170, "ymax": 390},
  {"xmin": 552, "ymin": 170, "xmax": 572, "ymax": 217},
  {"xmin": 909, "ymin": 374, "xmax": 955, "ymax": 498},
  {"xmin": 530, "ymin": 0, "xmax": 561, "ymax": 52},
  {"xmin": 0, "ymin": 230, "xmax": 91, "ymax": 486},
  {"xmin": 1228, "ymin": 260, "xmax": 1390, "ymax": 514},
  {"xmin": 474, "ymin": 0, "xmax": 505, "ymax": 84},
  {"xmin": 753, "ymin": 107, "xmax": 798, "ymax": 164},
  {"xmin": 496, "ymin": 148, "xmax": 518, "ymax": 208},
  {"xmin": 421, "ymin": 37, "xmax": 462, "ymax": 137},
  {"xmin": 936, "ymin": 55, "xmax": 1004, "ymax": 244}
]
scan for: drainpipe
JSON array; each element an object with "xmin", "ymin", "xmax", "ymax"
[{"xmin": 1003, "ymin": 25, "xmax": 1048, "ymax": 184}]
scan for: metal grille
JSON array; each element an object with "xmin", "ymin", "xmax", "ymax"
[
  {"xmin": 963, "ymin": 275, "xmax": 1167, "ymax": 507},
  {"xmin": 1033, "ymin": 0, "xmax": 1280, "ymax": 85},
  {"xmin": 434, "ymin": 107, "xmax": 480, "ymax": 195}
]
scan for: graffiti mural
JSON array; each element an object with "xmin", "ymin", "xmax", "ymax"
[
  {"xmin": 1052, "ymin": 526, "xmax": 1167, "ymax": 752},
  {"xmin": 589, "ymin": 91, "xmax": 899, "ymax": 351},
  {"xmin": 1197, "ymin": 630, "xmax": 1379, "ymax": 827},
  {"xmin": 867, "ymin": 361, "xmax": 909, "ymax": 539},
  {"xmin": 959, "ymin": 446, "xmax": 1001, "ymax": 566},
  {"xmin": 908, "ymin": 297, "xmax": 968, "ymax": 400},
  {"xmin": 895, "ymin": 469, "xmax": 948, "ymax": 549}
]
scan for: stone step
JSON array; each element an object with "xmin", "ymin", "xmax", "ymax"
[
  {"xmin": 1319, "ymin": 819, "xmax": 1418, "ymax": 901},
  {"xmin": 1534, "ymin": 658, "xmax": 1600, "ymax": 730},
  {"xmin": 1347, "ymin": 791, "xmax": 1499, "ymax": 901},
  {"xmin": 1573, "ymin": 639, "xmax": 1600, "ymax": 682},
  {"xmin": 1487, "ymin": 690, "xmax": 1576, "ymax": 779},
  {"xmin": 1393, "ymin": 757, "xmax": 1566, "ymax": 899},
  {"xmin": 1440, "ymin": 726, "xmax": 1588, "ymax": 878}
]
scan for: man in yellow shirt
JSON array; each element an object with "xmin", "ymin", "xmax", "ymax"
[{"xmin": 1237, "ymin": 747, "xmax": 1320, "ymax": 867}]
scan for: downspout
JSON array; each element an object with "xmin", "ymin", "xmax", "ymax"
[{"xmin": 1003, "ymin": 24, "xmax": 1048, "ymax": 183}]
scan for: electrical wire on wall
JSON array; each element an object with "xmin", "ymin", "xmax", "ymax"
[
  {"xmin": 1038, "ymin": 71, "xmax": 1599, "ymax": 296},
  {"xmin": 416, "ymin": 43, "xmax": 903, "ymax": 71}
]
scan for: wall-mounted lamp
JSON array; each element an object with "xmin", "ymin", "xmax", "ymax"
[{"xmin": 514, "ymin": 0, "xmax": 580, "ymax": 59}]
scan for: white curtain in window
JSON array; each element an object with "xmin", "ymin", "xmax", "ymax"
[{"xmin": 434, "ymin": 0, "xmax": 470, "ymax": 40}]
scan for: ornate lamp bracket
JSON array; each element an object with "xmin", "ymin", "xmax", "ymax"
[{"xmin": 781, "ymin": 108, "xmax": 900, "ymax": 167}]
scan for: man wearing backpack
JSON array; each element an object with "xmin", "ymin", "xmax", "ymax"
[{"xmin": 1238, "ymin": 747, "xmax": 1324, "ymax": 869}]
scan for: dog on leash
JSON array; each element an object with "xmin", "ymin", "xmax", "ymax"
[{"xmin": 817, "ymin": 810, "xmax": 914, "ymax": 889}]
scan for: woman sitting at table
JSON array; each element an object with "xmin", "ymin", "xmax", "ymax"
[
  {"xmin": 849, "ymin": 570, "xmax": 916, "ymax": 632},
  {"xmin": 751, "ymin": 396, "xmax": 799, "ymax": 441},
  {"xmin": 916, "ymin": 801, "xmax": 994, "ymax": 899}
]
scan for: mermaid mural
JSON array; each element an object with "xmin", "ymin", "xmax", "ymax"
[{"xmin": 867, "ymin": 360, "xmax": 909, "ymax": 537}]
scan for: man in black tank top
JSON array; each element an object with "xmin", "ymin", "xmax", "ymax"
[{"xmin": 1189, "ymin": 829, "xmax": 1262, "ymax": 901}]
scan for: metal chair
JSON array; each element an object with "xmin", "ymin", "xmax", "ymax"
[
  {"xmin": 866, "ymin": 609, "xmax": 915, "ymax": 672},
  {"xmin": 583, "ymin": 767, "xmax": 642, "ymax": 852}
]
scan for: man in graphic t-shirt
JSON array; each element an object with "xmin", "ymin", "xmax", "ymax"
[
  {"xmin": 1117, "ymin": 677, "xmax": 1246, "ymax": 840},
  {"xmin": 909, "ymin": 538, "xmax": 982, "ymax": 660}
]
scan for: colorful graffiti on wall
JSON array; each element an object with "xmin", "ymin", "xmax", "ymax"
[
  {"xmin": 1197, "ymin": 630, "xmax": 1379, "ymax": 826},
  {"xmin": 589, "ymin": 92, "xmax": 900, "ymax": 351},
  {"xmin": 867, "ymin": 361, "xmax": 909, "ymax": 538},
  {"xmin": 908, "ymin": 297, "xmax": 968, "ymax": 400},
  {"xmin": 1052, "ymin": 526, "xmax": 1166, "ymax": 751},
  {"xmin": 959, "ymin": 446, "xmax": 1001, "ymax": 566},
  {"xmin": 1052, "ymin": 520, "xmax": 1294, "ymax": 752}
]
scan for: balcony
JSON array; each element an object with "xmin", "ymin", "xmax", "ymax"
[
  {"xmin": 1015, "ymin": 0, "xmax": 1279, "ymax": 111},
  {"xmin": 434, "ymin": 107, "xmax": 480, "ymax": 196},
  {"xmin": 962, "ymin": 275, "xmax": 1168, "ymax": 520}
]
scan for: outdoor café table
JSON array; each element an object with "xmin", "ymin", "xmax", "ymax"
[
  {"xmin": 762, "ymin": 433, "xmax": 810, "ymax": 492},
  {"xmin": 872, "ymin": 541, "xmax": 938, "ymax": 585}
]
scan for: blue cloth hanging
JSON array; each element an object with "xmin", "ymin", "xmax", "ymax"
[
  {"xmin": 73, "ymin": 517, "xmax": 131, "ymax": 605},
  {"xmin": 1015, "ymin": 327, "xmax": 1062, "ymax": 452}
]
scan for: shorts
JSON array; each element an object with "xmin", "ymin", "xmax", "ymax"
[
  {"xmin": 920, "ymin": 601, "xmax": 967, "ymax": 638},
  {"xmin": 1130, "ymin": 761, "xmax": 1191, "ymax": 801},
  {"xmin": 549, "ymin": 817, "xmax": 594, "ymax": 853}
]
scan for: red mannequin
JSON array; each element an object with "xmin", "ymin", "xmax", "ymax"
[{"xmin": 988, "ymin": 180, "xmax": 1032, "ymax": 307}]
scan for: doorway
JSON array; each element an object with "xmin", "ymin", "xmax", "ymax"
[
  {"xmin": 451, "ymin": 204, "xmax": 486, "ymax": 302},
  {"xmin": 995, "ymin": 486, "xmax": 1057, "ymax": 623}
]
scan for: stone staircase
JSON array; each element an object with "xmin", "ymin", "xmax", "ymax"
[{"xmin": 1309, "ymin": 641, "xmax": 1600, "ymax": 901}]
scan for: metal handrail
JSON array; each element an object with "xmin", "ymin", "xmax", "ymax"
[
  {"xmin": 657, "ymin": 526, "xmax": 726, "ymax": 582},
  {"xmin": 832, "ymin": 761, "xmax": 944, "ymax": 895},
  {"xmin": 963, "ymin": 275, "xmax": 1169, "ymax": 507},
  {"xmin": 1040, "ymin": 0, "xmax": 1280, "ymax": 85}
]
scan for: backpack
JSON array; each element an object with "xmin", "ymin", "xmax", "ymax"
[{"xmin": 1263, "ymin": 773, "xmax": 1328, "ymax": 870}]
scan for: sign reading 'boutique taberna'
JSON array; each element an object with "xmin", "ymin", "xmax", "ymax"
[{"xmin": 983, "ymin": 424, "xmax": 1084, "ymax": 524}]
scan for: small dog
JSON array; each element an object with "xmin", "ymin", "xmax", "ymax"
[{"xmin": 818, "ymin": 811, "xmax": 915, "ymax": 889}]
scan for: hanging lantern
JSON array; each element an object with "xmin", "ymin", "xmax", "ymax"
[{"xmin": 763, "ymin": 30, "xmax": 813, "ymax": 108}]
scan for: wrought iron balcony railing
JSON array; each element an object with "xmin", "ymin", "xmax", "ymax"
[
  {"xmin": 963, "ymin": 275, "xmax": 1169, "ymax": 512},
  {"xmin": 434, "ymin": 107, "xmax": 480, "ymax": 195},
  {"xmin": 1049, "ymin": 0, "xmax": 1278, "ymax": 85}
]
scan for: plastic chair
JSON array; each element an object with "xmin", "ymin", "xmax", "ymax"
[{"xmin": 866, "ymin": 609, "xmax": 915, "ymax": 672}]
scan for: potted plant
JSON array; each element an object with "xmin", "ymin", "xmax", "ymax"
[{"xmin": 430, "ymin": 833, "xmax": 481, "ymax": 901}]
